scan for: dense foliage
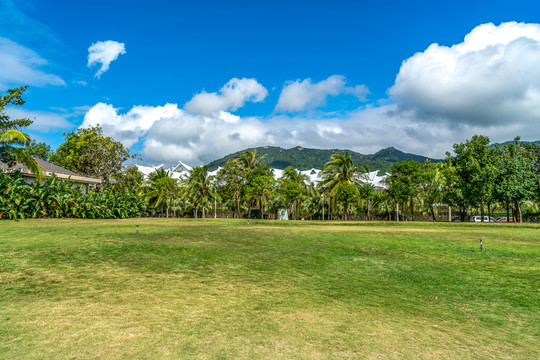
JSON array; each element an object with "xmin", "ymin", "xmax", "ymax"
[
  {"xmin": 49, "ymin": 125, "xmax": 133, "ymax": 186},
  {"xmin": 0, "ymin": 172, "xmax": 145, "ymax": 219},
  {"xmin": 0, "ymin": 87, "xmax": 42, "ymax": 178}
]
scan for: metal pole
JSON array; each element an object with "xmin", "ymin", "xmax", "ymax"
[{"xmin": 322, "ymin": 194, "xmax": 325, "ymax": 221}]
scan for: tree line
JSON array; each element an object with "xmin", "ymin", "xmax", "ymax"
[
  {"xmin": 139, "ymin": 137, "xmax": 539, "ymax": 223},
  {"xmin": 1, "ymin": 87, "xmax": 539, "ymax": 221}
]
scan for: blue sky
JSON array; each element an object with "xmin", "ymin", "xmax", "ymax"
[{"xmin": 2, "ymin": 0, "xmax": 540, "ymax": 166}]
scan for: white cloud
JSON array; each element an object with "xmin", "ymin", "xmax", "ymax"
[
  {"xmin": 0, "ymin": 37, "xmax": 66, "ymax": 88},
  {"xmin": 389, "ymin": 21, "xmax": 540, "ymax": 128},
  {"xmin": 275, "ymin": 75, "xmax": 369, "ymax": 112},
  {"xmin": 6, "ymin": 108, "xmax": 72, "ymax": 132},
  {"xmin": 79, "ymin": 22, "xmax": 540, "ymax": 166},
  {"xmin": 82, "ymin": 98, "xmax": 540, "ymax": 168},
  {"xmin": 184, "ymin": 78, "xmax": 268, "ymax": 115},
  {"xmin": 81, "ymin": 102, "xmax": 181, "ymax": 147},
  {"xmin": 87, "ymin": 40, "xmax": 126, "ymax": 78}
]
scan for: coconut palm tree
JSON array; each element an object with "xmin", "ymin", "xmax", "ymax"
[
  {"xmin": 319, "ymin": 152, "xmax": 368, "ymax": 220},
  {"xmin": 0, "ymin": 130, "xmax": 43, "ymax": 180},
  {"xmin": 238, "ymin": 149, "xmax": 267, "ymax": 172},
  {"xmin": 185, "ymin": 166, "xmax": 216, "ymax": 218},
  {"xmin": 280, "ymin": 166, "xmax": 309, "ymax": 220},
  {"xmin": 1, "ymin": 87, "xmax": 43, "ymax": 180},
  {"xmin": 144, "ymin": 169, "xmax": 178, "ymax": 217}
]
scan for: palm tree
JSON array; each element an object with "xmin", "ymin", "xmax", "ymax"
[
  {"xmin": 238, "ymin": 149, "xmax": 267, "ymax": 172},
  {"xmin": 0, "ymin": 130, "xmax": 43, "ymax": 180},
  {"xmin": 1, "ymin": 86, "xmax": 43, "ymax": 180},
  {"xmin": 319, "ymin": 152, "xmax": 368, "ymax": 220},
  {"xmin": 144, "ymin": 169, "xmax": 178, "ymax": 217},
  {"xmin": 280, "ymin": 166, "xmax": 309, "ymax": 220},
  {"xmin": 185, "ymin": 166, "xmax": 216, "ymax": 218}
]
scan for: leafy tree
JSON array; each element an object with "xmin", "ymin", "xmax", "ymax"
[
  {"xmin": 448, "ymin": 135, "xmax": 498, "ymax": 222},
  {"xmin": 216, "ymin": 158, "xmax": 246, "ymax": 218},
  {"xmin": 0, "ymin": 87, "xmax": 42, "ymax": 179},
  {"xmin": 24, "ymin": 140, "xmax": 51, "ymax": 161},
  {"xmin": 418, "ymin": 161, "xmax": 443, "ymax": 221},
  {"xmin": 495, "ymin": 138, "xmax": 538, "ymax": 223},
  {"xmin": 113, "ymin": 165, "xmax": 144, "ymax": 195},
  {"xmin": 386, "ymin": 159, "xmax": 424, "ymax": 220},
  {"xmin": 243, "ymin": 165, "xmax": 275, "ymax": 219},
  {"xmin": 319, "ymin": 152, "xmax": 368, "ymax": 220},
  {"xmin": 50, "ymin": 125, "xmax": 132, "ymax": 186}
]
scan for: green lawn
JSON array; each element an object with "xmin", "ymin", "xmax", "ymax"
[{"xmin": 0, "ymin": 219, "xmax": 538, "ymax": 359}]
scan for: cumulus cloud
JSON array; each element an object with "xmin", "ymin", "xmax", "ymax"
[
  {"xmin": 87, "ymin": 40, "xmax": 126, "ymax": 78},
  {"xmin": 82, "ymin": 98, "xmax": 540, "ymax": 167},
  {"xmin": 389, "ymin": 21, "xmax": 540, "ymax": 128},
  {"xmin": 81, "ymin": 102, "xmax": 181, "ymax": 147},
  {"xmin": 79, "ymin": 22, "xmax": 540, "ymax": 166},
  {"xmin": 184, "ymin": 78, "xmax": 268, "ymax": 115},
  {"xmin": 0, "ymin": 37, "xmax": 66, "ymax": 88},
  {"xmin": 275, "ymin": 75, "xmax": 369, "ymax": 112}
]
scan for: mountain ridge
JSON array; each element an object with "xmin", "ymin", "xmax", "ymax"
[{"xmin": 205, "ymin": 146, "xmax": 442, "ymax": 173}]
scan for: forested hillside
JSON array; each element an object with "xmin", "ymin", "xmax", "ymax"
[{"xmin": 205, "ymin": 146, "xmax": 441, "ymax": 173}]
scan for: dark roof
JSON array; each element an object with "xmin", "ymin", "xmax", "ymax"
[{"xmin": 0, "ymin": 158, "xmax": 101, "ymax": 184}]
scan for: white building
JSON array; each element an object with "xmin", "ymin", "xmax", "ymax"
[{"xmin": 137, "ymin": 161, "xmax": 388, "ymax": 189}]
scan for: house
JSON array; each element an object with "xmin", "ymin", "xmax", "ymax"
[{"xmin": 0, "ymin": 158, "xmax": 101, "ymax": 193}]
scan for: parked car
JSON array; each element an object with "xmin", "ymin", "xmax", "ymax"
[
  {"xmin": 497, "ymin": 217, "xmax": 517, "ymax": 222},
  {"xmin": 470, "ymin": 216, "xmax": 500, "ymax": 222}
]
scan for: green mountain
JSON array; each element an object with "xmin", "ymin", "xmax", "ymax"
[
  {"xmin": 490, "ymin": 139, "xmax": 540, "ymax": 148},
  {"xmin": 205, "ymin": 146, "xmax": 441, "ymax": 174}
]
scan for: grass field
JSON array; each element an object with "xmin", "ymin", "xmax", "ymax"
[{"xmin": 0, "ymin": 219, "xmax": 539, "ymax": 359}]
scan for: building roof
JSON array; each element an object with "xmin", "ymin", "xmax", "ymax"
[
  {"xmin": 137, "ymin": 161, "xmax": 388, "ymax": 189},
  {"xmin": 0, "ymin": 158, "xmax": 102, "ymax": 184}
]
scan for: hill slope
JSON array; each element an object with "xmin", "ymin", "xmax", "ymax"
[{"xmin": 205, "ymin": 146, "xmax": 441, "ymax": 173}]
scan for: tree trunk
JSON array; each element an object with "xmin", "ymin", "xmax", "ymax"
[
  {"xmin": 202, "ymin": 206, "xmax": 205, "ymax": 219},
  {"xmin": 480, "ymin": 197, "xmax": 485, "ymax": 222},
  {"xmin": 430, "ymin": 204, "xmax": 436, "ymax": 222},
  {"xmin": 194, "ymin": 207, "xmax": 198, "ymax": 219},
  {"xmin": 161, "ymin": 202, "xmax": 164, "ymax": 218},
  {"xmin": 487, "ymin": 203, "xmax": 491, "ymax": 222},
  {"xmin": 367, "ymin": 199, "xmax": 370, "ymax": 221},
  {"xmin": 237, "ymin": 197, "xmax": 241, "ymax": 219},
  {"xmin": 517, "ymin": 201, "xmax": 522, "ymax": 223},
  {"xmin": 506, "ymin": 202, "xmax": 510, "ymax": 223},
  {"xmin": 344, "ymin": 200, "xmax": 349, "ymax": 221},
  {"xmin": 410, "ymin": 198, "xmax": 414, "ymax": 221},
  {"xmin": 248, "ymin": 200, "xmax": 252, "ymax": 219},
  {"xmin": 448, "ymin": 206, "xmax": 451, "ymax": 222}
]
